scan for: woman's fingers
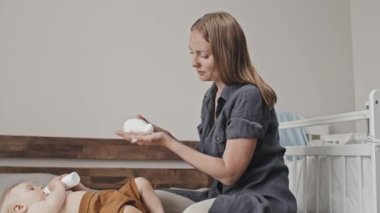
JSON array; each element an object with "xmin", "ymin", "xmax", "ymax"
[
  {"xmin": 115, "ymin": 130, "xmax": 126, "ymax": 137},
  {"xmin": 129, "ymin": 134, "xmax": 160, "ymax": 146},
  {"xmin": 115, "ymin": 130, "xmax": 136, "ymax": 141},
  {"xmin": 115, "ymin": 130, "xmax": 150, "ymax": 144},
  {"xmin": 137, "ymin": 114, "xmax": 149, "ymax": 123},
  {"xmin": 136, "ymin": 114, "xmax": 161, "ymax": 133}
]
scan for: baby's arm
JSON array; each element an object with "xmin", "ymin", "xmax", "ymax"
[
  {"xmin": 29, "ymin": 177, "xmax": 66, "ymax": 213},
  {"xmin": 71, "ymin": 182, "xmax": 96, "ymax": 192}
]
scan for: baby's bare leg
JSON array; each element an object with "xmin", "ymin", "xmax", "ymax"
[
  {"xmin": 135, "ymin": 177, "xmax": 164, "ymax": 213},
  {"xmin": 123, "ymin": 205, "xmax": 142, "ymax": 213}
]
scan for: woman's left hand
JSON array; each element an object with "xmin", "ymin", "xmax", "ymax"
[{"xmin": 115, "ymin": 130, "xmax": 172, "ymax": 147}]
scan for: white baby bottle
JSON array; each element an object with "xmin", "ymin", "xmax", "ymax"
[
  {"xmin": 123, "ymin": 118, "xmax": 154, "ymax": 134},
  {"xmin": 43, "ymin": 172, "xmax": 80, "ymax": 194}
]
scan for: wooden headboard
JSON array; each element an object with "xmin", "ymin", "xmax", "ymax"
[{"xmin": 0, "ymin": 135, "xmax": 212, "ymax": 190}]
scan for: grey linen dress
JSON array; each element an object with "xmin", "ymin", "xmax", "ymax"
[{"xmin": 167, "ymin": 83, "xmax": 297, "ymax": 213}]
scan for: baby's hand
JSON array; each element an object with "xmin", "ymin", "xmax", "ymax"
[
  {"xmin": 46, "ymin": 176, "xmax": 65, "ymax": 192},
  {"xmin": 51, "ymin": 176, "xmax": 65, "ymax": 188}
]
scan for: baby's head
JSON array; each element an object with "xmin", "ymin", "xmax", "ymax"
[{"xmin": 0, "ymin": 182, "xmax": 47, "ymax": 213}]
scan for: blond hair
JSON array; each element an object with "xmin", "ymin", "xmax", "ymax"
[{"xmin": 191, "ymin": 11, "xmax": 277, "ymax": 108}]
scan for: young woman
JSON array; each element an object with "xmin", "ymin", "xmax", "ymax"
[{"xmin": 117, "ymin": 11, "xmax": 297, "ymax": 213}]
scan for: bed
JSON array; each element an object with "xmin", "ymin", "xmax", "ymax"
[
  {"xmin": 0, "ymin": 137, "xmax": 212, "ymax": 194},
  {"xmin": 281, "ymin": 89, "xmax": 380, "ymax": 213},
  {"xmin": 1, "ymin": 91, "xmax": 379, "ymax": 213}
]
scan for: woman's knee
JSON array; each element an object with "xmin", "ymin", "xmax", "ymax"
[{"xmin": 154, "ymin": 190, "xmax": 195, "ymax": 213}]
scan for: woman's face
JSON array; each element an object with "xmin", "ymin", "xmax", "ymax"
[{"xmin": 189, "ymin": 30, "xmax": 220, "ymax": 82}]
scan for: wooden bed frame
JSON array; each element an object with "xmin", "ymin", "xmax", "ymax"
[{"xmin": 0, "ymin": 135, "xmax": 212, "ymax": 190}]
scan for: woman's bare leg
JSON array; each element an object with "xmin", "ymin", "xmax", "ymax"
[
  {"xmin": 134, "ymin": 177, "xmax": 164, "ymax": 213},
  {"xmin": 123, "ymin": 205, "xmax": 143, "ymax": 213}
]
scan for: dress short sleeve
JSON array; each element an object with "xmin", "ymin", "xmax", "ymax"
[{"xmin": 226, "ymin": 87, "xmax": 267, "ymax": 140}]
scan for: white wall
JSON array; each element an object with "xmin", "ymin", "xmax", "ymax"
[
  {"xmin": 0, "ymin": 0, "xmax": 355, "ymax": 140},
  {"xmin": 351, "ymin": 0, "xmax": 380, "ymax": 110}
]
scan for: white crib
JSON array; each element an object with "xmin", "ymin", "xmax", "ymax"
[{"xmin": 281, "ymin": 90, "xmax": 380, "ymax": 213}]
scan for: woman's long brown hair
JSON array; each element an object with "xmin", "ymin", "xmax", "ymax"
[{"xmin": 191, "ymin": 11, "xmax": 277, "ymax": 109}]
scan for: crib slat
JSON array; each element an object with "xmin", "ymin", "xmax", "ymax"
[
  {"xmin": 284, "ymin": 144, "xmax": 378, "ymax": 213},
  {"xmin": 329, "ymin": 157, "xmax": 333, "ymax": 213},
  {"xmin": 358, "ymin": 156, "xmax": 363, "ymax": 213},
  {"xmin": 343, "ymin": 156, "xmax": 347, "ymax": 213},
  {"xmin": 317, "ymin": 156, "xmax": 320, "ymax": 213},
  {"xmin": 371, "ymin": 144, "xmax": 380, "ymax": 213},
  {"xmin": 303, "ymin": 156, "xmax": 307, "ymax": 212},
  {"xmin": 292, "ymin": 155, "xmax": 297, "ymax": 199}
]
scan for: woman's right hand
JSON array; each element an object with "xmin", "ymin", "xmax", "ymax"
[{"xmin": 116, "ymin": 114, "xmax": 177, "ymax": 146}]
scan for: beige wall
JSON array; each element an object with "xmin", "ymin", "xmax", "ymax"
[
  {"xmin": 351, "ymin": 0, "xmax": 380, "ymax": 111},
  {"xmin": 0, "ymin": 0, "xmax": 355, "ymax": 140}
]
